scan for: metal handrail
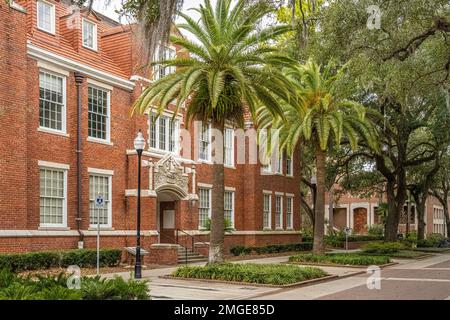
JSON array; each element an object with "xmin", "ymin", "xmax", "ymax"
[
  {"xmin": 175, "ymin": 229, "xmax": 209, "ymax": 251},
  {"xmin": 159, "ymin": 232, "xmax": 189, "ymax": 266}
]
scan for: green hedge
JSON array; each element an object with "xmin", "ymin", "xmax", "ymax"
[
  {"xmin": 0, "ymin": 249, "xmax": 122, "ymax": 272},
  {"xmin": 325, "ymin": 233, "xmax": 384, "ymax": 247},
  {"xmin": 172, "ymin": 263, "xmax": 327, "ymax": 285},
  {"xmin": 289, "ymin": 253, "xmax": 391, "ymax": 266},
  {"xmin": 361, "ymin": 242, "xmax": 407, "ymax": 254},
  {"xmin": 0, "ymin": 269, "xmax": 149, "ymax": 300},
  {"xmin": 417, "ymin": 233, "xmax": 446, "ymax": 248},
  {"xmin": 230, "ymin": 242, "xmax": 313, "ymax": 256}
]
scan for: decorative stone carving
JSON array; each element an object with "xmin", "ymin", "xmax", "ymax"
[{"xmin": 154, "ymin": 154, "xmax": 189, "ymax": 195}]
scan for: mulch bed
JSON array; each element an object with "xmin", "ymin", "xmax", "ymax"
[{"xmin": 159, "ymin": 274, "xmax": 338, "ymax": 288}]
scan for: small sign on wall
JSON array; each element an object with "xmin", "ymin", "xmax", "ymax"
[{"xmin": 163, "ymin": 210, "xmax": 175, "ymax": 229}]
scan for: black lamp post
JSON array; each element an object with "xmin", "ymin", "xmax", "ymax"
[{"xmin": 134, "ymin": 130, "xmax": 145, "ymax": 279}]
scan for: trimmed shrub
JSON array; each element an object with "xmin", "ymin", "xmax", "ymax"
[
  {"xmin": 417, "ymin": 233, "xmax": 446, "ymax": 248},
  {"xmin": 172, "ymin": 263, "xmax": 327, "ymax": 285},
  {"xmin": 0, "ymin": 269, "xmax": 150, "ymax": 300},
  {"xmin": 368, "ymin": 224, "xmax": 384, "ymax": 237},
  {"xmin": 289, "ymin": 253, "xmax": 391, "ymax": 266},
  {"xmin": 229, "ymin": 242, "xmax": 313, "ymax": 256},
  {"xmin": 0, "ymin": 249, "xmax": 121, "ymax": 272},
  {"xmin": 362, "ymin": 241, "xmax": 407, "ymax": 254}
]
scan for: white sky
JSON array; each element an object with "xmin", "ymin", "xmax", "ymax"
[{"xmin": 93, "ymin": 0, "xmax": 207, "ymax": 24}]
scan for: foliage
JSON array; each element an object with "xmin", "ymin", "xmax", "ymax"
[
  {"xmin": 172, "ymin": 263, "xmax": 327, "ymax": 285},
  {"xmin": 361, "ymin": 241, "xmax": 407, "ymax": 254},
  {"xmin": 0, "ymin": 249, "xmax": 121, "ymax": 272},
  {"xmin": 417, "ymin": 233, "xmax": 446, "ymax": 248},
  {"xmin": 367, "ymin": 224, "xmax": 384, "ymax": 237},
  {"xmin": 289, "ymin": 253, "xmax": 390, "ymax": 266},
  {"xmin": 203, "ymin": 218, "xmax": 234, "ymax": 233},
  {"xmin": 325, "ymin": 231, "xmax": 384, "ymax": 247},
  {"xmin": 230, "ymin": 242, "xmax": 313, "ymax": 256},
  {"xmin": 0, "ymin": 269, "xmax": 149, "ymax": 300}
]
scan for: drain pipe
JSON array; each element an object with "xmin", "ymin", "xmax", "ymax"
[{"xmin": 74, "ymin": 72, "xmax": 85, "ymax": 248}]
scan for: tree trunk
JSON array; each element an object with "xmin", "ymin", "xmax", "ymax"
[
  {"xmin": 313, "ymin": 144, "xmax": 326, "ymax": 254},
  {"xmin": 209, "ymin": 122, "xmax": 225, "ymax": 264},
  {"xmin": 328, "ymin": 186, "xmax": 334, "ymax": 231},
  {"xmin": 385, "ymin": 181, "xmax": 400, "ymax": 241},
  {"xmin": 411, "ymin": 191, "xmax": 427, "ymax": 241},
  {"xmin": 444, "ymin": 201, "xmax": 450, "ymax": 238}
]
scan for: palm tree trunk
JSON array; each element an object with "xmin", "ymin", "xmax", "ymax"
[
  {"xmin": 209, "ymin": 122, "xmax": 225, "ymax": 263},
  {"xmin": 313, "ymin": 144, "xmax": 326, "ymax": 254}
]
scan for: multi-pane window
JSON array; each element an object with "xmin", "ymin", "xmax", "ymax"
[
  {"xmin": 224, "ymin": 128, "xmax": 234, "ymax": 166},
  {"xmin": 39, "ymin": 71, "xmax": 65, "ymax": 131},
  {"xmin": 286, "ymin": 157, "xmax": 293, "ymax": 176},
  {"xmin": 224, "ymin": 191, "xmax": 234, "ymax": 227},
  {"xmin": 88, "ymin": 86, "xmax": 110, "ymax": 141},
  {"xmin": 433, "ymin": 207, "xmax": 446, "ymax": 236},
  {"xmin": 275, "ymin": 154, "xmax": 283, "ymax": 174},
  {"xmin": 263, "ymin": 194, "xmax": 271, "ymax": 229},
  {"xmin": 149, "ymin": 114, "xmax": 179, "ymax": 153},
  {"xmin": 40, "ymin": 168, "xmax": 66, "ymax": 226},
  {"xmin": 153, "ymin": 46, "xmax": 176, "ymax": 81},
  {"xmin": 199, "ymin": 123, "xmax": 211, "ymax": 161},
  {"xmin": 198, "ymin": 188, "xmax": 211, "ymax": 229},
  {"xmin": 82, "ymin": 19, "xmax": 97, "ymax": 50},
  {"xmin": 89, "ymin": 175, "xmax": 111, "ymax": 227},
  {"xmin": 275, "ymin": 195, "xmax": 283, "ymax": 229},
  {"xmin": 37, "ymin": 1, "xmax": 54, "ymax": 34},
  {"xmin": 286, "ymin": 197, "xmax": 293, "ymax": 229}
]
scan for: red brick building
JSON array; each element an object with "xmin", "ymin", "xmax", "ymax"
[{"xmin": 0, "ymin": 1, "xmax": 302, "ymax": 258}]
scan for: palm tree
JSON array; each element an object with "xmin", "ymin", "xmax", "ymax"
[
  {"xmin": 132, "ymin": 0, "xmax": 294, "ymax": 263},
  {"xmin": 257, "ymin": 59, "xmax": 379, "ymax": 254}
]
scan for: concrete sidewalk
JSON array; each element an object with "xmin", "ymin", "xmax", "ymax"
[{"xmin": 100, "ymin": 254, "xmax": 368, "ymax": 300}]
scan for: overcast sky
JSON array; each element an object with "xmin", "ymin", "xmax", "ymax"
[{"xmin": 93, "ymin": 0, "xmax": 208, "ymax": 24}]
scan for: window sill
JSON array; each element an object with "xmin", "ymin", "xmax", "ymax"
[
  {"xmin": 263, "ymin": 228, "xmax": 272, "ymax": 231},
  {"xmin": 82, "ymin": 44, "xmax": 98, "ymax": 52},
  {"xmin": 37, "ymin": 26, "xmax": 55, "ymax": 36},
  {"xmin": 38, "ymin": 226, "xmax": 70, "ymax": 231},
  {"xmin": 286, "ymin": 174, "xmax": 294, "ymax": 178},
  {"xmin": 274, "ymin": 173, "xmax": 284, "ymax": 176},
  {"xmin": 286, "ymin": 228, "xmax": 294, "ymax": 231},
  {"xmin": 224, "ymin": 164, "xmax": 236, "ymax": 169},
  {"xmin": 38, "ymin": 127, "xmax": 69, "ymax": 138},
  {"xmin": 87, "ymin": 137, "xmax": 113, "ymax": 146},
  {"xmin": 88, "ymin": 227, "xmax": 114, "ymax": 231},
  {"xmin": 197, "ymin": 159, "xmax": 213, "ymax": 165},
  {"xmin": 275, "ymin": 228, "xmax": 284, "ymax": 231}
]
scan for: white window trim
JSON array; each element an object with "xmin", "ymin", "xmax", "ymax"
[
  {"xmin": 198, "ymin": 187, "xmax": 212, "ymax": 230},
  {"xmin": 148, "ymin": 113, "xmax": 180, "ymax": 155},
  {"xmin": 89, "ymin": 173, "xmax": 113, "ymax": 229},
  {"xmin": 224, "ymin": 190, "xmax": 235, "ymax": 228},
  {"xmin": 286, "ymin": 156, "xmax": 294, "ymax": 177},
  {"xmin": 286, "ymin": 196, "xmax": 294, "ymax": 230},
  {"xmin": 38, "ymin": 162, "xmax": 68, "ymax": 228},
  {"xmin": 263, "ymin": 193, "xmax": 272, "ymax": 230},
  {"xmin": 39, "ymin": 69, "xmax": 67, "ymax": 134},
  {"xmin": 88, "ymin": 167, "xmax": 114, "ymax": 176},
  {"xmin": 198, "ymin": 122, "xmax": 212, "ymax": 162},
  {"xmin": 82, "ymin": 18, "xmax": 98, "ymax": 51},
  {"xmin": 87, "ymin": 84, "xmax": 111, "ymax": 143},
  {"xmin": 275, "ymin": 195, "xmax": 283, "ymax": 230},
  {"xmin": 224, "ymin": 127, "xmax": 235, "ymax": 168},
  {"xmin": 37, "ymin": 0, "xmax": 55, "ymax": 35}
]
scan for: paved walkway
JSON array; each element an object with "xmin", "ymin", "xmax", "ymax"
[{"xmin": 101, "ymin": 253, "xmax": 450, "ymax": 300}]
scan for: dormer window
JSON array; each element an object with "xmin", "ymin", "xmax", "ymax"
[
  {"xmin": 37, "ymin": 0, "xmax": 55, "ymax": 34},
  {"xmin": 153, "ymin": 45, "xmax": 176, "ymax": 81},
  {"xmin": 82, "ymin": 19, "xmax": 97, "ymax": 51}
]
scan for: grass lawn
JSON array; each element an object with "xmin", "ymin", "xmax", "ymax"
[
  {"xmin": 289, "ymin": 253, "xmax": 391, "ymax": 266},
  {"xmin": 171, "ymin": 263, "xmax": 327, "ymax": 285}
]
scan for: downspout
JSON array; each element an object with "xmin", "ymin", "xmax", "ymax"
[{"xmin": 74, "ymin": 72, "xmax": 85, "ymax": 247}]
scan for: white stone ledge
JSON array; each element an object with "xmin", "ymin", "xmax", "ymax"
[{"xmin": 0, "ymin": 230, "xmax": 159, "ymax": 237}]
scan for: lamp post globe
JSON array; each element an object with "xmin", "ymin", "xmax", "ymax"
[{"xmin": 134, "ymin": 130, "xmax": 145, "ymax": 279}]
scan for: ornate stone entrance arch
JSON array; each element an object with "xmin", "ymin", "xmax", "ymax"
[{"xmin": 154, "ymin": 154, "xmax": 189, "ymax": 199}]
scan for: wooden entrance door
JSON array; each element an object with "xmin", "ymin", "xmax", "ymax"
[
  {"xmin": 159, "ymin": 201, "xmax": 176, "ymax": 243},
  {"xmin": 353, "ymin": 208, "xmax": 367, "ymax": 234}
]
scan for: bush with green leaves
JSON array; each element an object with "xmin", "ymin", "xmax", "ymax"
[
  {"xmin": 417, "ymin": 233, "xmax": 446, "ymax": 248},
  {"xmin": 0, "ymin": 249, "xmax": 122, "ymax": 272},
  {"xmin": 368, "ymin": 224, "xmax": 384, "ymax": 237},
  {"xmin": 325, "ymin": 232, "xmax": 384, "ymax": 247},
  {"xmin": 229, "ymin": 242, "xmax": 313, "ymax": 256},
  {"xmin": 172, "ymin": 263, "xmax": 327, "ymax": 285},
  {"xmin": 0, "ymin": 268, "xmax": 150, "ymax": 300},
  {"xmin": 289, "ymin": 253, "xmax": 391, "ymax": 266},
  {"xmin": 361, "ymin": 242, "xmax": 407, "ymax": 254}
]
